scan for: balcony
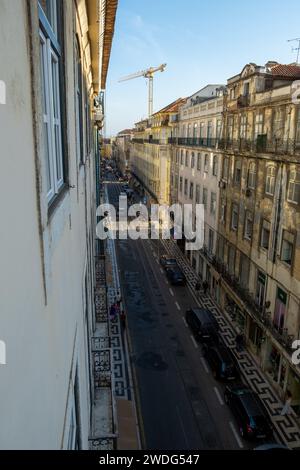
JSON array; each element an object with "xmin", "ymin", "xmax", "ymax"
[
  {"xmin": 218, "ymin": 137, "xmax": 300, "ymax": 155},
  {"xmin": 237, "ymin": 94, "xmax": 250, "ymax": 108},
  {"xmin": 169, "ymin": 137, "xmax": 220, "ymax": 148},
  {"xmin": 201, "ymin": 252, "xmax": 295, "ymax": 354}
]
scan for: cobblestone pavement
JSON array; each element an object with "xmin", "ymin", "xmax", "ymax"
[{"xmin": 161, "ymin": 238, "xmax": 300, "ymax": 450}]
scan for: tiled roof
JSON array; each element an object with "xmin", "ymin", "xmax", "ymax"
[
  {"xmin": 269, "ymin": 64, "xmax": 300, "ymax": 78},
  {"xmin": 153, "ymin": 97, "xmax": 187, "ymax": 115},
  {"xmin": 117, "ymin": 129, "xmax": 134, "ymax": 135}
]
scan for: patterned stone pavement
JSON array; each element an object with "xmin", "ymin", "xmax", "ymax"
[{"xmin": 161, "ymin": 238, "xmax": 300, "ymax": 449}]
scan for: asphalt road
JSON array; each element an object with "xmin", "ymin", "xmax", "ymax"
[{"xmin": 105, "ymin": 174, "xmax": 252, "ymax": 451}]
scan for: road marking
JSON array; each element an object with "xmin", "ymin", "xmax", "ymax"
[
  {"xmin": 176, "ymin": 406, "xmax": 189, "ymax": 448},
  {"xmin": 229, "ymin": 422, "xmax": 244, "ymax": 449},
  {"xmin": 160, "ymin": 268, "xmax": 164, "ymax": 274},
  {"xmin": 155, "ymin": 259, "xmax": 159, "ymax": 265},
  {"xmin": 182, "ymin": 317, "xmax": 188, "ymax": 327},
  {"xmin": 165, "ymin": 279, "xmax": 168, "ymax": 285},
  {"xmin": 200, "ymin": 357, "xmax": 209, "ymax": 374},
  {"xmin": 175, "ymin": 301, "xmax": 181, "ymax": 311},
  {"xmin": 214, "ymin": 387, "xmax": 224, "ymax": 406},
  {"xmin": 169, "ymin": 288, "xmax": 174, "ymax": 297},
  {"xmin": 190, "ymin": 335, "xmax": 199, "ymax": 349}
]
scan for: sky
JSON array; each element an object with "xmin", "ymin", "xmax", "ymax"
[{"xmin": 105, "ymin": 0, "xmax": 300, "ymax": 136}]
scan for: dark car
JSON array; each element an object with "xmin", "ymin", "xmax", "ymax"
[
  {"xmin": 166, "ymin": 267, "xmax": 186, "ymax": 286},
  {"xmin": 185, "ymin": 308, "xmax": 219, "ymax": 342},
  {"xmin": 160, "ymin": 255, "xmax": 178, "ymax": 270},
  {"xmin": 203, "ymin": 342, "xmax": 239, "ymax": 381},
  {"xmin": 224, "ymin": 384, "xmax": 273, "ymax": 440}
]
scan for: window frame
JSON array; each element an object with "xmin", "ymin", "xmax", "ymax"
[{"xmin": 39, "ymin": 4, "xmax": 66, "ymax": 205}]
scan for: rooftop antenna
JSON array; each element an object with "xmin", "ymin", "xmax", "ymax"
[{"xmin": 287, "ymin": 37, "xmax": 300, "ymax": 64}]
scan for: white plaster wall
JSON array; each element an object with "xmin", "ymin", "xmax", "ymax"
[{"xmin": 0, "ymin": 0, "xmax": 94, "ymax": 449}]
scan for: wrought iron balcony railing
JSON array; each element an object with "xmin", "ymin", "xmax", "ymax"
[
  {"xmin": 168, "ymin": 137, "xmax": 220, "ymax": 148},
  {"xmin": 200, "ymin": 251, "xmax": 295, "ymax": 354},
  {"xmin": 218, "ymin": 136, "xmax": 300, "ymax": 155}
]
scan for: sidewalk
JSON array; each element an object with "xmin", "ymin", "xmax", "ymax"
[
  {"xmin": 104, "ymin": 186, "xmax": 141, "ymax": 450},
  {"xmin": 161, "ymin": 239, "xmax": 300, "ymax": 450}
]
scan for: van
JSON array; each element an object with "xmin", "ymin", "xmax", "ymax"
[
  {"xmin": 203, "ymin": 342, "xmax": 239, "ymax": 380},
  {"xmin": 185, "ymin": 308, "xmax": 219, "ymax": 342}
]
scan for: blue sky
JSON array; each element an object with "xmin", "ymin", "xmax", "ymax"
[{"xmin": 105, "ymin": 0, "xmax": 300, "ymax": 136}]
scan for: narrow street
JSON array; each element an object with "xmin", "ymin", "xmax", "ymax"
[{"xmin": 105, "ymin": 175, "xmax": 252, "ymax": 450}]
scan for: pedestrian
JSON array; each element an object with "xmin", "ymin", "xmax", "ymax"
[
  {"xmin": 116, "ymin": 291, "xmax": 122, "ymax": 306},
  {"xmin": 202, "ymin": 279, "xmax": 209, "ymax": 295},
  {"xmin": 281, "ymin": 390, "xmax": 292, "ymax": 416},
  {"xmin": 120, "ymin": 310, "xmax": 126, "ymax": 329},
  {"xmin": 109, "ymin": 303, "xmax": 117, "ymax": 321},
  {"xmin": 235, "ymin": 332, "xmax": 244, "ymax": 352}
]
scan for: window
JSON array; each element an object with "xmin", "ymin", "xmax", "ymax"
[
  {"xmin": 280, "ymin": 230, "xmax": 294, "ymax": 266},
  {"xmin": 260, "ymin": 219, "xmax": 270, "ymax": 250},
  {"xmin": 231, "ymin": 203, "xmax": 239, "ymax": 231},
  {"xmin": 176, "ymin": 150, "xmax": 179, "ymax": 164},
  {"xmin": 197, "ymin": 153, "xmax": 201, "ymax": 171},
  {"xmin": 202, "ymin": 188, "xmax": 208, "ymax": 211},
  {"xmin": 212, "ymin": 155, "xmax": 218, "ymax": 176},
  {"xmin": 243, "ymin": 82, "xmax": 250, "ymax": 96},
  {"xmin": 185, "ymin": 151, "xmax": 189, "ymax": 167},
  {"xmin": 296, "ymin": 108, "xmax": 300, "ymax": 145},
  {"xmin": 191, "ymin": 152, "xmax": 195, "ymax": 169},
  {"xmin": 179, "ymin": 177, "xmax": 183, "ymax": 193},
  {"xmin": 234, "ymin": 159, "xmax": 242, "ymax": 186},
  {"xmin": 200, "ymin": 122, "xmax": 205, "ymax": 139},
  {"xmin": 220, "ymin": 200, "xmax": 227, "ymax": 224},
  {"xmin": 210, "ymin": 192, "xmax": 217, "ymax": 216},
  {"xmin": 265, "ymin": 165, "xmax": 276, "ymax": 196},
  {"xmin": 207, "ymin": 121, "xmax": 213, "ymax": 143},
  {"xmin": 273, "ymin": 107, "xmax": 285, "ymax": 139},
  {"xmin": 193, "ymin": 123, "xmax": 198, "ymax": 138},
  {"xmin": 39, "ymin": 1, "xmax": 65, "ymax": 204},
  {"xmin": 228, "ymin": 246, "xmax": 236, "ymax": 275},
  {"xmin": 240, "ymin": 115, "xmax": 247, "ymax": 139},
  {"xmin": 222, "ymin": 157, "xmax": 229, "ymax": 180},
  {"xmin": 227, "ymin": 116, "xmax": 234, "ymax": 141},
  {"xmin": 184, "ymin": 179, "xmax": 188, "ymax": 196},
  {"xmin": 217, "ymin": 236, "xmax": 224, "ymax": 260},
  {"xmin": 196, "ymin": 184, "xmax": 201, "ymax": 203},
  {"xmin": 274, "ymin": 287, "xmax": 287, "ymax": 331},
  {"xmin": 180, "ymin": 150, "xmax": 184, "ymax": 165},
  {"xmin": 216, "ymin": 119, "xmax": 222, "ymax": 140},
  {"xmin": 244, "ymin": 211, "xmax": 253, "ymax": 240},
  {"xmin": 75, "ymin": 40, "xmax": 84, "ymax": 164},
  {"xmin": 204, "ymin": 154, "xmax": 209, "ymax": 173},
  {"xmin": 208, "ymin": 229, "xmax": 214, "ymax": 253},
  {"xmin": 187, "ymin": 123, "xmax": 192, "ymax": 137},
  {"xmin": 189, "ymin": 182, "xmax": 194, "ymax": 200},
  {"xmin": 255, "ymin": 112, "xmax": 264, "ymax": 138},
  {"xmin": 247, "ymin": 161, "xmax": 256, "ymax": 189},
  {"xmin": 256, "ymin": 271, "xmax": 266, "ymax": 309},
  {"xmin": 287, "ymin": 167, "xmax": 300, "ymax": 204},
  {"xmin": 239, "ymin": 254, "xmax": 250, "ymax": 288}
]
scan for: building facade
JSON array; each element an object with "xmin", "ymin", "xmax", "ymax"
[
  {"xmin": 131, "ymin": 98, "xmax": 186, "ymax": 206},
  {"xmin": 214, "ymin": 62, "xmax": 300, "ymax": 411},
  {"xmin": 113, "ymin": 129, "xmax": 134, "ymax": 175},
  {"xmin": 174, "ymin": 85, "xmax": 225, "ymax": 298},
  {"xmin": 0, "ymin": 0, "xmax": 117, "ymax": 449}
]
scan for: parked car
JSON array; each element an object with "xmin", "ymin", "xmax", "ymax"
[
  {"xmin": 224, "ymin": 384, "xmax": 273, "ymax": 440},
  {"xmin": 185, "ymin": 308, "xmax": 219, "ymax": 342},
  {"xmin": 253, "ymin": 443, "xmax": 290, "ymax": 451},
  {"xmin": 160, "ymin": 255, "xmax": 178, "ymax": 270},
  {"xmin": 202, "ymin": 342, "xmax": 239, "ymax": 380},
  {"xmin": 166, "ymin": 267, "xmax": 186, "ymax": 286}
]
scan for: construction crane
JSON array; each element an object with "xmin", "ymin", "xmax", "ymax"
[{"xmin": 119, "ymin": 64, "xmax": 167, "ymax": 117}]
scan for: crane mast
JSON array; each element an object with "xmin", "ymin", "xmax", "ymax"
[{"xmin": 119, "ymin": 64, "xmax": 167, "ymax": 117}]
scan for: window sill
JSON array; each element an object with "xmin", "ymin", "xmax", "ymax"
[{"xmin": 47, "ymin": 184, "xmax": 69, "ymax": 221}]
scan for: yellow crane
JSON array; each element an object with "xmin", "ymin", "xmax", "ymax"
[{"xmin": 119, "ymin": 64, "xmax": 167, "ymax": 117}]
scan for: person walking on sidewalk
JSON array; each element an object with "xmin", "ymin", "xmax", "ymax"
[
  {"xmin": 281, "ymin": 390, "xmax": 293, "ymax": 416},
  {"xmin": 202, "ymin": 279, "xmax": 209, "ymax": 296}
]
